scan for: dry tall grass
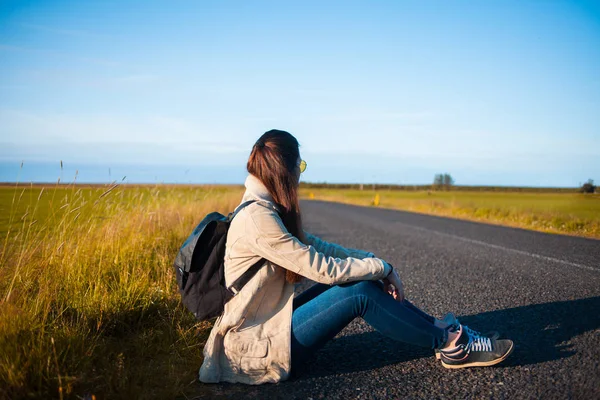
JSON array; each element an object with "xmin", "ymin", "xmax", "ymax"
[{"xmin": 0, "ymin": 182, "xmax": 244, "ymax": 399}]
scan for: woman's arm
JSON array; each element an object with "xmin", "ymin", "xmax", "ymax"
[
  {"xmin": 243, "ymin": 204, "xmax": 392, "ymax": 285},
  {"xmin": 303, "ymin": 230, "xmax": 375, "ymax": 260}
]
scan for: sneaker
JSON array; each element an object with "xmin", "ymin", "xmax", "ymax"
[
  {"xmin": 438, "ymin": 325, "xmax": 514, "ymax": 369},
  {"xmin": 434, "ymin": 313, "xmax": 500, "ymax": 359}
]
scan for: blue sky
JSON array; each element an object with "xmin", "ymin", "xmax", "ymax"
[{"xmin": 1, "ymin": 0, "xmax": 599, "ymax": 186}]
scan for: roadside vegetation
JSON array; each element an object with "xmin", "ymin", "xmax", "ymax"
[
  {"xmin": 299, "ymin": 187, "xmax": 600, "ymax": 239},
  {"xmin": 0, "ymin": 182, "xmax": 244, "ymax": 399}
]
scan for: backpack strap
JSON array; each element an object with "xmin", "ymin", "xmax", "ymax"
[
  {"xmin": 227, "ymin": 199, "xmax": 281, "ymax": 221},
  {"xmin": 226, "ymin": 198, "xmax": 282, "ymax": 295},
  {"xmin": 229, "ymin": 258, "xmax": 264, "ymax": 295},
  {"xmin": 227, "ymin": 200, "xmax": 256, "ymax": 222}
]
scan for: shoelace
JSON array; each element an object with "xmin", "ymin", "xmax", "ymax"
[{"xmin": 467, "ymin": 333, "xmax": 493, "ymax": 352}]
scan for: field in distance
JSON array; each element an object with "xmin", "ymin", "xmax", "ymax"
[{"xmin": 299, "ymin": 187, "xmax": 600, "ymax": 239}]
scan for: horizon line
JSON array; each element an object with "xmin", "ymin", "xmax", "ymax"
[{"xmin": 0, "ymin": 181, "xmax": 584, "ymax": 190}]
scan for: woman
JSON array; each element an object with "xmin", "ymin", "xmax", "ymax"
[{"xmin": 199, "ymin": 129, "xmax": 513, "ymax": 385}]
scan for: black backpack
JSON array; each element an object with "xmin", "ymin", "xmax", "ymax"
[{"xmin": 174, "ymin": 199, "xmax": 279, "ymax": 321}]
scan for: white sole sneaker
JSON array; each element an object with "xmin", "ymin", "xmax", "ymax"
[{"xmin": 440, "ymin": 340, "xmax": 514, "ymax": 369}]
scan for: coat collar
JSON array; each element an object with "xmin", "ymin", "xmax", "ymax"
[
  {"xmin": 244, "ymin": 174, "xmax": 273, "ymax": 202},
  {"xmin": 243, "ymin": 174, "xmax": 282, "ymax": 213}
]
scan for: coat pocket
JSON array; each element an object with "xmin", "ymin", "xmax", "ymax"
[
  {"xmin": 223, "ymin": 332, "xmax": 270, "ymax": 377},
  {"xmin": 224, "ymin": 333, "xmax": 269, "ymax": 358},
  {"xmin": 236, "ymin": 338, "xmax": 268, "ymax": 358}
]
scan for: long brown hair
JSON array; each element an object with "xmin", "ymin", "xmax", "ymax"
[{"xmin": 247, "ymin": 129, "xmax": 306, "ymax": 284}]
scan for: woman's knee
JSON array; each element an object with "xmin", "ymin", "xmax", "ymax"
[{"xmin": 336, "ymin": 280, "xmax": 386, "ymax": 317}]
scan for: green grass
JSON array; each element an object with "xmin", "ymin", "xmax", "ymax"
[
  {"xmin": 300, "ymin": 188, "xmax": 600, "ymax": 239},
  {"xmin": 0, "ymin": 183, "xmax": 244, "ymax": 399}
]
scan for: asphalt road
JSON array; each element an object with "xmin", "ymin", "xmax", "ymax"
[{"xmin": 190, "ymin": 200, "xmax": 600, "ymax": 399}]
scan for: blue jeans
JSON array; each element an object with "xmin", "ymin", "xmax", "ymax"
[{"xmin": 290, "ymin": 280, "xmax": 448, "ymax": 375}]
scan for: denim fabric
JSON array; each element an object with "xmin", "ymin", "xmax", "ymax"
[{"xmin": 290, "ymin": 280, "xmax": 448, "ymax": 374}]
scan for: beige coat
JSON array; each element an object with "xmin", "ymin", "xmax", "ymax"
[{"xmin": 198, "ymin": 173, "xmax": 392, "ymax": 385}]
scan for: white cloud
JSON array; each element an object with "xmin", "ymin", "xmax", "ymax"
[
  {"xmin": 0, "ymin": 110, "xmax": 197, "ymax": 143},
  {"xmin": 0, "ymin": 140, "xmax": 249, "ymax": 166},
  {"xmin": 0, "ymin": 109, "xmax": 251, "ymax": 165},
  {"xmin": 2, "ymin": 108, "xmax": 597, "ymax": 179}
]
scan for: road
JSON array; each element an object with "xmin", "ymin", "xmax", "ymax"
[{"xmin": 190, "ymin": 200, "xmax": 600, "ymax": 399}]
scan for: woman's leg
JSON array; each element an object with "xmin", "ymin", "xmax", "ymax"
[
  {"xmin": 373, "ymin": 280, "xmax": 437, "ymax": 325},
  {"xmin": 295, "ymin": 281, "xmax": 437, "ymax": 325},
  {"xmin": 293, "ymin": 282, "xmax": 332, "ymax": 310},
  {"xmin": 290, "ymin": 280, "xmax": 447, "ymax": 374}
]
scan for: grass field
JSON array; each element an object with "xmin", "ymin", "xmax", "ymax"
[
  {"xmin": 2, "ymin": 183, "xmax": 598, "ymax": 399},
  {"xmin": 0, "ymin": 183, "xmax": 244, "ymax": 399},
  {"xmin": 299, "ymin": 188, "xmax": 600, "ymax": 239}
]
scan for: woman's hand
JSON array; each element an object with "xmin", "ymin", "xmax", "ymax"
[{"xmin": 382, "ymin": 269, "xmax": 405, "ymax": 302}]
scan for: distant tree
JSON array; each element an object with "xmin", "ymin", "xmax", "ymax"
[
  {"xmin": 433, "ymin": 173, "xmax": 454, "ymax": 190},
  {"xmin": 442, "ymin": 173, "xmax": 454, "ymax": 187},
  {"xmin": 581, "ymin": 179, "xmax": 596, "ymax": 194},
  {"xmin": 433, "ymin": 174, "xmax": 443, "ymax": 189}
]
